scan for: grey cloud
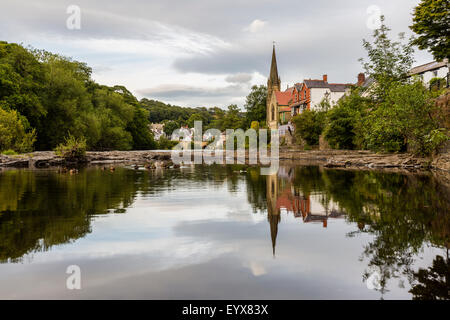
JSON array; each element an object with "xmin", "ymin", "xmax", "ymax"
[
  {"xmin": 137, "ymin": 83, "xmax": 247, "ymax": 100},
  {"xmin": 225, "ymin": 73, "xmax": 253, "ymax": 83}
]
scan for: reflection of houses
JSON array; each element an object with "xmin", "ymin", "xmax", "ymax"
[{"xmin": 266, "ymin": 168, "xmax": 345, "ymax": 255}]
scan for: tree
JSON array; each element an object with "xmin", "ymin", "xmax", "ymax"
[
  {"xmin": 222, "ymin": 104, "xmax": 244, "ymax": 131},
  {"xmin": 244, "ymin": 85, "xmax": 267, "ymax": 128},
  {"xmin": 360, "ymin": 16, "xmax": 415, "ymax": 103},
  {"xmin": 127, "ymin": 107, "xmax": 156, "ymax": 150},
  {"xmin": 292, "ymin": 110, "xmax": 325, "ymax": 146},
  {"xmin": 324, "ymin": 88, "xmax": 369, "ymax": 150},
  {"xmin": 162, "ymin": 120, "xmax": 179, "ymax": 137},
  {"xmin": 0, "ymin": 107, "xmax": 36, "ymax": 153},
  {"xmin": 363, "ymin": 80, "xmax": 446, "ymax": 155},
  {"xmin": 410, "ymin": 0, "xmax": 450, "ymax": 61}
]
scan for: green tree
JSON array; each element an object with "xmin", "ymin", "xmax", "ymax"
[
  {"xmin": 162, "ymin": 119, "xmax": 180, "ymax": 137},
  {"xmin": 292, "ymin": 110, "xmax": 325, "ymax": 146},
  {"xmin": 0, "ymin": 107, "xmax": 36, "ymax": 153},
  {"xmin": 127, "ymin": 107, "xmax": 156, "ymax": 150},
  {"xmin": 222, "ymin": 104, "xmax": 244, "ymax": 130},
  {"xmin": 410, "ymin": 0, "xmax": 450, "ymax": 61},
  {"xmin": 359, "ymin": 16, "xmax": 415, "ymax": 103},
  {"xmin": 244, "ymin": 85, "xmax": 267, "ymax": 128},
  {"xmin": 324, "ymin": 89, "xmax": 369, "ymax": 150}
]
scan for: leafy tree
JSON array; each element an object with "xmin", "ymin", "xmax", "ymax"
[
  {"xmin": 162, "ymin": 119, "xmax": 179, "ymax": 137},
  {"xmin": 292, "ymin": 110, "xmax": 325, "ymax": 146},
  {"xmin": 324, "ymin": 89, "xmax": 369, "ymax": 149},
  {"xmin": 127, "ymin": 107, "xmax": 156, "ymax": 150},
  {"xmin": 244, "ymin": 85, "xmax": 267, "ymax": 127},
  {"xmin": 410, "ymin": 0, "xmax": 450, "ymax": 61},
  {"xmin": 359, "ymin": 16, "xmax": 415, "ymax": 103},
  {"xmin": 0, "ymin": 107, "xmax": 36, "ymax": 153},
  {"xmin": 222, "ymin": 104, "xmax": 245, "ymax": 131},
  {"xmin": 364, "ymin": 80, "xmax": 447, "ymax": 155}
]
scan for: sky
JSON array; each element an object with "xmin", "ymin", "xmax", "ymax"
[{"xmin": 0, "ymin": 0, "xmax": 434, "ymax": 108}]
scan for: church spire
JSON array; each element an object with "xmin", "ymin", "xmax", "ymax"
[{"xmin": 269, "ymin": 43, "xmax": 280, "ymax": 88}]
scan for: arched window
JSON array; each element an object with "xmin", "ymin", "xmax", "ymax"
[{"xmin": 271, "ymin": 105, "xmax": 275, "ymax": 121}]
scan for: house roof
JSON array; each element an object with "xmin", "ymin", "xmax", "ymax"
[
  {"xmin": 275, "ymin": 91, "xmax": 293, "ymax": 106},
  {"xmin": 304, "ymin": 80, "xmax": 350, "ymax": 92},
  {"xmin": 409, "ymin": 60, "xmax": 448, "ymax": 75},
  {"xmin": 304, "ymin": 79, "xmax": 329, "ymax": 88},
  {"xmin": 328, "ymin": 83, "xmax": 351, "ymax": 92}
]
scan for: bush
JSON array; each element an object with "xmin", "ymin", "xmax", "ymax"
[
  {"xmin": 292, "ymin": 110, "xmax": 325, "ymax": 146},
  {"xmin": 157, "ymin": 136, "xmax": 178, "ymax": 150},
  {"xmin": 55, "ymin": 135, "xmax": 87, "ymax": 162},
  {"xmin": 363, "ymin": 80, "xmax": 441, "ymax": 155},
  {"xmin": 0, "ymin": 108, "xmax": 36, "ymax": 153},
  {"xmin": 324, "ymin": 90, "xmax": 369, "ymax": 150},
  {"xmin": 1, "ymin": 149, "xmax": 17, "ymax": 155}
]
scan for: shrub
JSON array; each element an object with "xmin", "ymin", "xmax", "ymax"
[
  {"xmin": 324, "ymin": 90, "xmax": 369, "ymax": 150},
  {"xmin": 292, "ymin": 110, "xmax": 325, "ymax": 146},
  {"xmin": 1, "ymin": 149, "xmax": 17, "ymax": 155},
  {"xmin": 55, "ymin": 135, "xmax": 87, "ymax": 162}
]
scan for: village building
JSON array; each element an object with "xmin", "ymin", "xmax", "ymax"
[
  {"xmin": 266, "ymin": 45, "xmax": 352, "ymax": 130},
  {"xmin": 409, "ymin": 59, "xmax": 449, "ymax": 85}
]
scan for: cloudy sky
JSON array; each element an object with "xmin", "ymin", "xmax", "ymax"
[{"xmin": 0, "ymin": 0, "xmax": 434, "ymax": 108}]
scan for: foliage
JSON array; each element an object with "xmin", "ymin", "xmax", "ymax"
[
  {"xmin": 55, "ymin": 134, "xmax": 87, "ymax": 162},
  {"xmin": 161, "ymin": 119, "xmax": 179, "ymax": 137},
  {"xmin": 292, "ymin": 109, "xmax": 325, "ymax": 146},
  {"xmin": 0, "ymin": 107, "xmax": 36, "ymax": 153},
  {"xmin": 157, "ymin": 135, "xmax": 178, "ymax": 150},
  {"xmin": 363, "ymin": 80, "xmax": 445, "ymax": 155},
  {"xmin": 324, "ymin": 89, "xmax": 369, "ymax": 149},
  {"xmin": 244, "ymin": 85, "xmax": 267, "ymax": 127},
  {"xmin": 1, "ymin": 149, "xmax": 17, "ymax": 155},
  {"xmin": 127, "ymin": 107, "xmax": 156, "ymax": 150},
  {"xmin": 0, "ymin": 41, "xmax": 154, "ymax": 152},
  {"xmin": 359, "ymin": 16, "xmax": 415, "ymax": 103},
  {"xmin": 410, "ymin": 0, "xmax": 450, "ymax": 61}
]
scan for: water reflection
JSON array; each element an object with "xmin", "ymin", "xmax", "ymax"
[{"xmin": 0, "ymin": 165, "xmax": 448, "ymax": 299}]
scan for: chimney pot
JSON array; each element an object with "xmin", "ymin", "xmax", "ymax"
[{"xmin": 323, "ymin": 74, "xmax": 328, "ymax": 82}]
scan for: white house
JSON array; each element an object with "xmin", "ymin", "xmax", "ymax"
[{"xmin": 409, "ymin": 59, "xmax": 449, "ymax": 85}]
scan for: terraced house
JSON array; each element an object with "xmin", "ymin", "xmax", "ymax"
[{"xmin": 266, "ymin": 45, "xmax": 353, "ymax": 129}]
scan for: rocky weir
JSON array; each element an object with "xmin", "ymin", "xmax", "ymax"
[{"xmin": 0, "ymin": 149, "xmax": 448, "ymax": 172}]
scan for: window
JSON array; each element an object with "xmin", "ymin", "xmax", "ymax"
[
  {"xmin": 271, "ymin": 105, "xmax": 275, "ymax": 121},
  {"xmin": 433, "ymin": 70, "xmax": 438, "ymax": 77}
]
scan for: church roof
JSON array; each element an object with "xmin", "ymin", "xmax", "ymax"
[{"xmin": 268, "ymin": 45, "xmax": 280, "ymax": 86}]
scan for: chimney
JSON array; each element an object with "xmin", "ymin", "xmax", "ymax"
[
  {"xmin": 323, "ymin": 74, "xmax": 328, "ymax": 82},
  {"xmin": 357, "ymin": 73, "xmax": 365, "ymax": 86}
]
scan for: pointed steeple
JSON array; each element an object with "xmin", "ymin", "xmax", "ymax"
[{"xmin": 268, "ymin": 44, "xmax": 280, "ymax": 89}]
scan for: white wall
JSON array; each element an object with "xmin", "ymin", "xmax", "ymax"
[
  {"xmin": 310, "ymin": 88, "xmax": 346, "ymax": 110},
  {"xmin": 421, "ymin": 66, "xmax": 448, "ymax": 84}
]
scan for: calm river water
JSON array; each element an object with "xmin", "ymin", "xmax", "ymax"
[{"xmin": 0, "ymin": 165, "xmax": 448, "ymax": 299}]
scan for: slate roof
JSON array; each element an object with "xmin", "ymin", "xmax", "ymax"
[
  {"xmin": 409, "ymin": 60, "xmax": 448, "ymax": 75},
  {"xmin": 303, "ymin": 80, "xmax": 350, "ymax": 92}
]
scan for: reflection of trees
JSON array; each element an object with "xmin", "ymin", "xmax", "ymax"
[
  {"xmin": 276, "ymin": 166, "xmax": 450, "ymax": 299},
  {"xmin": 0, "ymin": 168, "xmax": 144, "ymax": 262},
  {"xmin": 0, "ymin": 165, "xmax": 250, "ymax": 263},
  {"xmin": 409, "ymin": 252, "xmax": 450, "ymax": 300}
]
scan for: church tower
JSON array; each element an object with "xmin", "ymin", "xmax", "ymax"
[{"xmin": 267, "ymin": 44, "xmax": 281, "ymax": 129}]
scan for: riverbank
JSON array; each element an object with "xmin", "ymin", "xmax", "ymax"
[{"xmin": 0, "ymin": 149, "xmax": 449, "ymax": 172}]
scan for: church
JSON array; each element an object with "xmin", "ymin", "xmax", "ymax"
[{"xmin": 266, "ymin": 45, "xmax": 353, "ymax": 130}]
